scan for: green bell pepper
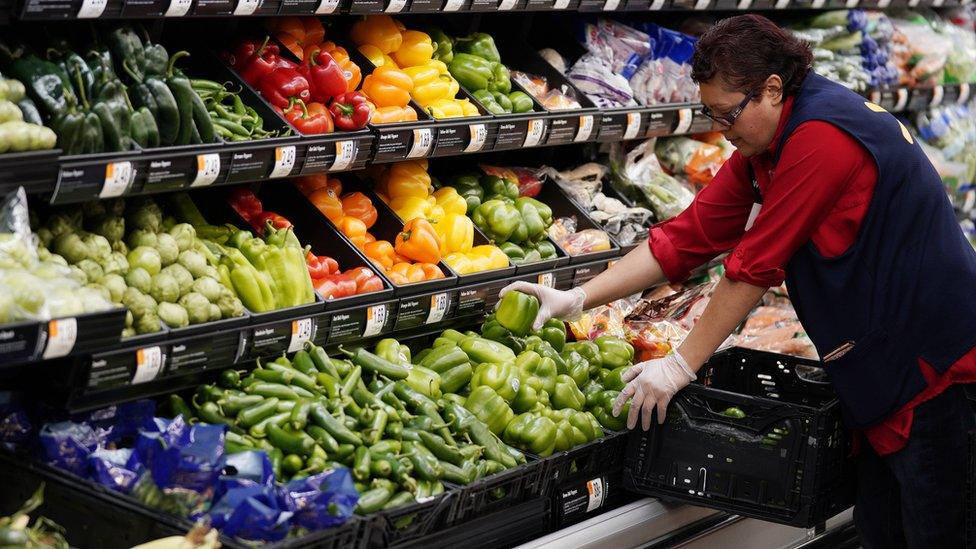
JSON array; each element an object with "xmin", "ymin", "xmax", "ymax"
[
  {"xmin": 472, "ymin": 88, "xmax": 507, "ymax": 115},
  {"xmin": 565, "ymin": 341, "xmax": 602, "ymax": 371},
  {"xmin": 481, "ymin": 313, "xmax": 526, "ymax": 354},
  {"xmin": 440, "ymin": 363, "xmax": 473, "ymax": 394},
  {"xmin": 470, "ymin": 361, "xmax": 520, "ymax": 403},
  {"xmin": 503, "ymin": 412, "xmax": 557, "ymax": 457},
  {"xmin": 551, "ymin": 374, "xmax": 585, "ymax": 410},
  {"xmin": 448, "ymin": 53, "xmax": 494, "ymax": 91},
  {"xmin": 602, "ymin": 365, "xmax": 630, "ymax": 391},
  {"xmin": 524, "ymin": 336, "xmax": 569, "ymax": 375},
  {"xmin": 490, "ymin": 90, "xmax": 512, "ymax": 112},
  {"xmin": 569, "ymin": 410, "xmax": 602, "ymax": 443},
  {"xmin": 508, "ymin": 91, "xmax": 533, "ymax": 113},
  {"xmin": 515, "ymin": 198, "xmax": 548, "ymax": 242},
  {"xmin": 499, "ymin": 242, "xmax": 525, "ymax": 262},
  {"xmin": 540, "ymin": 319, "xmax": 567, "ymax": 353},
  {"xmin": 375, "ymin": 338, "xmax": 411, "ymax": 366},
  {"xmin": 464, "ymin": 385, "xmax": 515, "ymax": 436},
  {"xmin": 488, "ymin": 63, "xmax": 511, "ymax": 94},
  {"xmin": 449, "ymin": 173, "xmax": 484, "ymax": 215},
  {"xmin": 562, "ymin": 350, "xmax": 591, "ymax": 388},
  {"xmin": 516, "ymin": 350, "xmax": 557, "ymax": 394},
  {"xmin": 472, "ymin": 199, "xmax": 522, "ymax": 243},
  {"xmin": 406, "ymin": 365, "xmax": 442, "ymax": 399},
  {"xmin": 480, "ymin": 175, "xmax": 519, "ymax": 202},
  {"xmin": 455, "ymin": 33, "xmax": 501, "ymax": 63},
  {"xmin": 536, "ymin": 241, "xmax": 557, "ymax": 259},
  {"xmin": 589, "ymin": 390, "xmax": 628, "ymax": 431},
  {"xmin": 495, "ymin": 290, "xmax": 539, "ymax": 337},
  {"xmin": 512, "ymin": 377, "xmax": 540, "ymax": 414},
  {"xmin": 553, "ymin": 419, "xmax": 574, "ymax": 452},
  {"xmin": 459, "ymin": 336, "xmax": 516, "ymax": 364},
  {"xmin": 419, "ymin": 344, "xmax": 469, "ymax": 374},
  {"xmin": 595, "ymin": 336, "xmax": 634, "ymax": 369},
  {"xmin": 427, "ymin": 27, "xmax": 454, "ymax": 64}
]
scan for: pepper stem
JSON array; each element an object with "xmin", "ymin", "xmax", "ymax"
[
  {"xmin": 338, "ymin": 345, "xmax": 355, "ymax": 358},
  {"xmin": 73, "ymin": 66, "xmax": 89, "ymax": 109},
  {"xmin": 166, "ymin": 50, "xmax": 190, "ymax": 79}
]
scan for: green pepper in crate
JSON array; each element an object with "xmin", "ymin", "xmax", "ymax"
[
  {"xmin": 455, "ymin": 33, "xmax": 501, "ymax": 63},
  {"xmin": 508, "ymin": 91, "xmax": 533, "ymax": 113},
  {"xmin": 488, "ymin": 63, "xmax": 511, "ymax": 95},
  {"xmin": 449, "ymin": 173, "xmax": 484, "ymax": 214},
  {"xmin": 540, "ymin": 319, "xmax": 567, "ymax": 353},
  {"xmin": 563, "ymin": 350, "xmax": 591, "ymax": 388},
  {"xmin": 471, "ymin": 360, "xmax": 520, "ymax": 403},
  {"xmin": 499, "ymin": 242, "xmax": 525, "ymax": 262},
  {"xmin": 503, "ymin": 412, "xmax": 556, "ymax": 457},
  {"xmin": 590, "ymin": 390, "xmax": 628, "ymax": 431},
  {"xmin": 464, "ymin": 385, "xmax": 515, "ymax": 436},
  {"xmin": 459, "ymin": 335, "xmax": 516, "ymax": 364},
  {"xmin": 419, "ymin": 344, "xmax": 469, "ymax": 374},
  {"xmin": 551, "ymin": 374, "xmax": 585, "ymax": 411},
  {"xmin": 536, "ymin": 241, "xmax": 557, "ymax": 259},
  {"xmin": 7, "ymin": 54, "xmax": 76, "ymax": 117},
  {"xmin": 490, "ymin": 91, "xmax": 513, "ymax": 113},
  {"xmin": 472, "ymin": 89, "xmax": 507, "ymax": 115},
  {"xmin": 595, "ymin": 336, "xmax": 634, "ymax": 369},
  {"xmin": 516, "ymin": 350, "xmax": 557, "ymax": 394},
  {"xmin": 448, "ymin": 53, "xmax": 494, "ymax": 91},
  {"xmin": 565, "ymin": 341, "xmax": 602, "ymax": 371},
  {"xmin": 481, "ymin": 174, "xmax": 519, "ymax": 202},
  {"xmin": 481, "ymin": 313, "xmax": 526, "ymax": 354},
  {"xmin": 427, "ymin": 27, "xmax": 455, "ymax": 64}
]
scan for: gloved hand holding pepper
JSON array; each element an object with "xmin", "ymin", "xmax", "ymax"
[
  {"xmin": 613, "ymin": 352, "xmax": 697, "ymax": 430},
  {"xmin": 498, "ymin": 282, "xmax": 586, "ymax": 331}
]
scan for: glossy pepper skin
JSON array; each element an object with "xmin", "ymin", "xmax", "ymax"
[
  {"xmin": 472, "ymin": 89, "xmax": 506, "ymax": 115},
  {"xmin": 385, "ymin": 160, "xmax": 432, "ymax": 199},
  {"xmin": 472, "ymin": 199, "xmax": 521, "ymax": 243},
  {"xmin": 516, "ymin": 350, "xmax": 557, "ymax": 394},
  {"xmin": 515, "ymin": 198, "xmax": 547, "ymax": 242},
  {"xmin": 434, "ymin": 213, "xmax": 474, "ymax": 255},
  {"xmin": 361, "ymin": 64, "xmax": 413, "ymax": 108},
  {"xmin": 481, "ymin": 313, "xmax": 525, "ymax": 354},
  {"xmin": 426, "ymin": 27, "xmax": 454, "ymax": 63},
  {"xmin": 562, "ymin": 350, "xmax": 591, "ymax": 388},
  {"xmin": 499, "ymin": 242, "xmax": 524, "ymax": 262},
  {"xmin": 495, "ymin": 290, "xmax": 539, "ymax": 337},
  {"xmin": 595, "ymin": 336, "xmax": 635, "ymax": 369},
  {"xmin": 455, "ymin": 33, "xmax": 501, "ymax": 63},
  {"xmin": 303, "ymin": 49, "xmax": 347, "ymax": 104},
  {"xmin": 464, "ymin": 385, "xmax": 515, "ymax": 436},
  {"xmin": 565, "ymin": 341, "xmax": 602, "ymax": 371},
  {"xmin": 568, "ymin": 410, "xmax": 603, "ymax": 443},
  {"xmin": 503, "ymin": 413, "xmax": 556, "ymax": 457},
  {"xmin": 448, "ymin": 174, "xmax": 484, "ymax": 214},
  {"xmin": 589, "ymin": 390, "xmax": 628, "ymax": 431},
  {"xmin": 508, "ymin": 91, "xmax": 534, "ymax": 113},
  {"xmin": 393, "ymin": 30, "xmax": 434, "ymax": 68},
  {"xmin": 405, "ymin": 65, "xmax": 452, "ymax": 106},
  {"xmin": 259, "ymin": 67, "xmax": 311, "ymax": 108},
  {"xmin": 551, "ymin": 374, "xmax": 585, "ymax": 410},
  {"xmin": 394, "ymin": 218, "xmax": 441, "ymax": 264},
  {"xmin": 350, "ymin": 15, "xmax": 404, "ymax": 55},
  {"xmin": 329, "ymin": 92, "xmax": 371, "ymax": 131},
  {"xmin": 459, "ymin": 336, "xmax": 516, "ymax": 365},
  {"xmin": 448, "ymin": 53, "xmax": 494, "ymax": 92},
  {"xmin": 470, "ymin": 361, "xmax": 520, "ymax": 403},
  {"xmin": 481, "ymin": 175, "xmax": 519, "ymax": 202},
  {"xmin": 283, "ymin": 99, "xmax": 334, "ymax": 134},
  {"xmin": 540, "ymin": 319, "xmax": 567, "ymax": 353},
  {"xmin": 488, "ymin": 63, "xmax": 512, "ymax": 94},
  {"xmin": 432, "ymin": 187, "xmax": 467, "ymax": 216}
]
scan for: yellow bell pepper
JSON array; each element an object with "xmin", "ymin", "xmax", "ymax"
[
  {"xmin": 358, "ymin": 45, "xmax": 397, "ymax": 68},
  {"xmin": 392, "ymin": 196, "xmax": 432, "ymax": 221},
  {"xmin": 405, "ymin": 66, "xmax": 453, "ymax": 105},
  {"xmin": 436, "ymin": 213, "xmax": 474, "ymax": 254},
  {"xmin": 384, "ymin": 160, "xmax": 432, "ymax": 200},
  {"xmin": 444, "ymin": 253, "xmax": 474, "ymax": 275},
  {"xmin": 350, "ymin": 15, "xmax": 403, "ymax": 54},
  {"xmin": 429, "ymin": 205, "xmax": 446, "ymax": 224},
  {"xmin": 392, "ymin": 30, "xmax": 434, "ymax": 68},
  {"xmin": 428, "ymin": 59, "xmax": 449, "ymax": 75},
  {"xmin": 433, "ymin": 187, "xmax": 467, "ymax": 216},
  {"xmin": 459, "ymin": 99, "xmax": 480, "ymax": 117},
  {"xmin": 470, "ymin": 245, "xmax": 510, "ymax": 269},
  {"xmin": 425, "ymin": 98, "xmax": 465, "ymax": 119}
]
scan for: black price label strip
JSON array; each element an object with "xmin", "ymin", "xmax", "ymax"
[
  {"xmin": 226, "ymin": 149, "xmax": 272, "ymax": 183},
  {"xmin": 456, "ymin": 286, "xmax": 489, "ymax": 317}
]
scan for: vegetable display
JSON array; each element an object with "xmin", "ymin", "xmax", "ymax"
[
  {"xmin": 437, "ymin": 31, "xmax": 534, "ymax": 115},
  {"xmin": 0, "ymin": 485, "xmax": 69, "ymax": 549},
  {"xmin": 0, "ymin": 75, "xmax": 56, "ymax": 152}
]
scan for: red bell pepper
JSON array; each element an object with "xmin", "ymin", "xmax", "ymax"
[
  {"xmin": 302, "ymin": 49, "xmax": 347, "ymax": 104},
  {"xmin": 328, "ymin": 92, "xmax": 371, "ymax": 131},
  {"xmin": 251, "ymin": 211, "xmax": 292, "ymax": 234},
  {"xmin": 237, "ymin": 37, "xmax": 280, "ymax": 86},
  {"xmin": 306, "ymin": 251, "xmax": 339, "ymax": 279},
  {"xmin": 228, "ymin": 188, "xmax": 263, "ymax": 221},
  {"xmin": 315, "ymin": 274, "xmax": 357, "ymax": 299},
  {"xmin": 357, "ymin": 275, "xmax": 384, "ymax": 294},
  {"xmin": 258, "ymin": 67, "xmax": 310, "ymax": 108},
  {"xmin": 283, "ymin": 99, "xmax": 334, "ymax": 135}
]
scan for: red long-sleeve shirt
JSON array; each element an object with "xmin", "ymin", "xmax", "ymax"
[{"xmin": 649, "ymin": 96, "xmax": 976, "ymax": 455}]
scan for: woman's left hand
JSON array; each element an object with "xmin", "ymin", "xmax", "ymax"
[{"xmin": 613, "ymin": 352, "xmax": 697, "ymax": 430}]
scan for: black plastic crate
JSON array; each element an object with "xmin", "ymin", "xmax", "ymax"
[
  {"xmin": 395, "ymin": 496, "xmax": 550, "ymax": 548},
  {"xmin": 445, "ymin": 458, "xmax": 548, "ymax": 526},
  {"xmin": 545, "ymin": 431, "xmax": 628, "ymax": 495},
  {"xmin": 366, "ymin": 490, "xmax": 458, "ymax": 548},
  {"xmin": 550, "ymin": 467, "xmax": 640, "ymax": 530},
  {"xmin": 623, "ymin": 347, "xmax": 855, "ymax": 528}
]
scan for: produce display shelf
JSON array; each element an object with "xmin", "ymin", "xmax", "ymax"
[{"xmin": 13, "ymin": 0, "xmax": 971, "ymax": 20}]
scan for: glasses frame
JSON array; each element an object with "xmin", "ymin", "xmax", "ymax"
[{"xmin": 701, "ymin": 89, "xmax": 758, "ymax": 128}]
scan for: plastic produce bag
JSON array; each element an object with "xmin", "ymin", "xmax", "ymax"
[
  {"xmin": 209, "ymin": 485, "xmax": 293, "ymax": 542},
  {"xmin": 511, "ymin": 71, "xmax": 582, "ymax": 111},
  {"xmin": 609, "ymin": 138, "xmax": 695, "ymax": 221},
  {"xmin": 214, "ymin": 450, "xmax": 275, "ymax": 502},
  {"xmin": 630, "ymin": 23, "xmax": 699, "ymax": 105},
  {"xmin": 77, "ymin": 399, "xmax": 157, "ymax": 444},
  {"xmin": 625, "ymin": 282, "xmax": 735, "ymax": 361},
  {"xmin": 547, "ymin": 218, "xmax": 612, "ymax": 256},
  {"xmin": 89, "ymin": 447, "xmax": 144, "ymax": 494},
  {"xmin": 278, "ymin": 468, "xmax": 359, "ymax": 531},
  {"xmin": 480, "ymin": 165, "xmax": 545, "ymax": 198},
  {"xmin": 655, "ymin": 137, "xmax": 726, "ymax": 187},
  {"xmin": 38, "ymin": 421, "xmax": 100, "ymax": 476},
  {"xmin": 566, "ymin": 54, "xmax": 636, "ymax": 108}
]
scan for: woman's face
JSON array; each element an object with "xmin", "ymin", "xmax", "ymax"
[{"xmin": 699, "ymin": 75, "xmax": 784, "ymax": 158}]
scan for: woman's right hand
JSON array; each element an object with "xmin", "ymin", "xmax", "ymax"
[{"xmin": 497, "ymin": 282, "xmax": 586, "ymax": 331}]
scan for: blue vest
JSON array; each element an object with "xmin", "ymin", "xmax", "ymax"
[{"xmin": 776, "ymin": 74, "xmax": 976, "ymax": 428}]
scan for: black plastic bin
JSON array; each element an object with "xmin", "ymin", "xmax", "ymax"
[{"xmin": 623, "ymin": 347, "xmax": 855, "ymax": 528}]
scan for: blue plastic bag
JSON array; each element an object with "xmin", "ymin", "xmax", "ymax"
[
  {"xmin": 89, "ymin": 447, "xmax": 144, "ymax": 493},
  {"xmin": 214, "ymin": 450, "xmax": 275, "ymax": 502},
  {"xmin": 209, "ymin": 485, "xmax": 293, "ymax": 542},
  {"xmin": 279, "ymin": 467, "xmax": 359, "ymax": 531},
  {"xmin": 38, "ymin": 421, "xmax": 100, "ymax": 476}
]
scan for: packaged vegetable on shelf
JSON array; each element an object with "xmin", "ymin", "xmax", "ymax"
[
  {"xmin": 547, "ymin": 217, "xmax": 612, "ymax": 256},
  {"xmin": 655, "ymin": 136, "xmax": 726, "ymax": 188},
  {"xmin": 609, "ymin": 138, "xmax": 695, "ymax": 222},
  {"xmin": 511, "ymin": 70, "xmax": 581, "ymax": 111}
]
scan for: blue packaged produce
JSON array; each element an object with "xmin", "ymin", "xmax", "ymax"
[
  {"xmin": 38, "ymin": 421, "xmax": 99, "ymax": 476},
  {"xmin": 209, "ymin": 485, "xmax": 293, "ymax": 542},
  {"xmin": 279, "ymin": 467, "xmax": 359, "ymax": 531},
  {"xmin": 215, "ymin": 450, "xmax": 275, "ymax": 501},
  {"xmin": 89, "ymin": 447, "xmax": 143, "ymax": 493}
]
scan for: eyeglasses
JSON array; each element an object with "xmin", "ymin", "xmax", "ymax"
[{"xmin": 701, "ymin": 89, "xmax": 757, "ymax": 128}]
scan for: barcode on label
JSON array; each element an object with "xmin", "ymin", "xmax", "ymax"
[
  {"xmin": 165, "ymin": 0, "xmax": 192, "ymax": 15},
  {"xmin": 929, "ymin": 86, "xmax": 944, "ymax": 108},
  {"xmin": 407, "ymin": 128, "xmax": 434, "ymax": 158},
  {"xmin": 443, "ymin": 0, "xmax": 464, "ymax": 9},
  {"xmin": 100, "ymin": 162, "xmax": 134, "ymax": 198},
  {"xmin": 623, "ymin": 112, "xmax": 641, "ymax": 139},
  {"xmin": 316, "ymin": 0, "xmax": 340, "ymax": 12},
  {"xmin": 133, "ymin": 346, "xmax": 163, "ymax": 384},
  {"xmin": 586, "ymin": 478, "xmax": 605, "ymax": 512},
  {"xmin": 288, "ymin": 318, "xmax": 314, "ymax": 353},
  {"xmin": 191, "ymin": 153, "xmax": 221, "ymax": 187},
  {"xmin": 602, "ymin": 0, "xmax": 619, "ymax": 8},
  {"xmin": 42, "ymin": 318, "xmax": 77, "ymax": 359},
  {"xmin": 674, "ymin": 109, "xmax": 693, "ymax": 134},
  {"xmin": 233, "ymin": 0, "xmax": 260, "ymax": 14},
  {"xmin": 524, "ymin": 119, "xmax": 545, "ymax": 147},
  {"xmin": 426, "ymin": 293, "xmax": 449, "ymax": 324},
  {"xmin": 465, "ymin": 124, "xmax": 487, "ymax": 152},
  {"xmin": 363, "ymin": 305, "xmax": 387, "ymax": 337},
  {"xmin": 574, "ymin": 115, "xmax": 594, "ymax": 142},
  {"xmin": 78, "ymin": 0, "xmax": 108, "ymax": 17},
  {"xmin": 331, "ymin": 140, "xmax": 356, "ymax": 171},
  {"xmin": 958, "ymin": 83, "xmax": 971, "ymax": 105},
  {"xmin": 537, "ymin": 272, "xmax": 555, "ymax": 287},
  {"xmin": 385, "ymin": 0, "xmax": 407, "ymax": 11},
  {"xmin": 269, "ymin": 146, "xmax": 296, "ymax": 178},
  {"xmin": 894, "ymin": 88, "xmax": 909, "ymax": 112}
]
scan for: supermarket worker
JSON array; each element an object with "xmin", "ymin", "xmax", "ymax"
[{"xmin": 502, "ymin": 13, "xmax": 976, "ymax": 548}]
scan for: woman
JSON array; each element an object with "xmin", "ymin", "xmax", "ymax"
[{"xmin": 502, "ymin": 14, "xmax": 976, "ymax": 548}]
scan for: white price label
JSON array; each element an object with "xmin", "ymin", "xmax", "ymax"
[
  {"xmin": 930, "ymin": 85, "xmax": 944, "ymax": 108},
  {"xmin": 623, "ymin": 112, "xmax": 641, "ymax": 139},
  {"xmin": 133, "ymin": 346, "xmax": 163, "ymax": 384},
  {"xmin": 287, "ymin": 318, "xmax": 314, "ymax": 353},
  {"xmin": 958, "ymin": 83, "xmax": 971, "ymax": 105},
  {"xmin": 876, "ymin": 0, "xmax": 890, "ymax": 6},
  {"xmin": 316, "ymin": 0, "xmax": 340, "ymax": 12},
  {"xmin": 553, "ymin": 0, "xmax": 570, "ymax": 7},
  {"xmin": 443, "ymin": 0, "xmax": 464, "ymax": 9},
  {"xmin": 894, "ymin": 88, "xmax": 909, "ymax": 112},
  {"xmin": 100, "ymin": 162, "xmax": 133, "ymax": 198},
  {"xmin": 407, "ymin": 128, "xmax": 434, "ymax": 158},
  {"xmin": 269, "ymin": 146, "xmax": 296, "ymax": 179},
  {"xmin": 42, "ymin": 318, "xmax": 77, "ymax": 359},
  {"xmin": 78, "ymin": 0, "xmax": 107, "ymax": 18},
  {"xmin": 585, "ymin": 478, "xmax": 605, "ymax": 512},
  {"xmin": 811, "ymin": 0, "xmax": 825, "ymax": 7},
  {"xmin": 165, "ymin": 0, "xmax": 192, "ymax": 16},
  {"xmin": 524, "ymin": 119, "xmax": 545, "ymax": 147},
  {"xmin": 693, "ymin": 0, "xmax": 709, "ymax": 8},
  {"xmin": 537, "ymin": 272, "xmax": 555, "ymax": 287},
  {"xmin": 674, "ymin": 108, "xmax": 693, "ymax": 134},
  {"xmin": 233, "ymin": 0, "xmax": 260, "ymax": 14},
  {"xmin": 190, "ymin": 153, "xmax": 221, "ymax": 187},
  {"xmin": 499, "ymin": 0, "xmax": 518, "ymax": 8},
  {"xmin": 363, "ymin": 305, "xmax": 387, "ymax": 337},
  {"xmin": 844, "ymin": 0, "xmax": 858, "ymax": 7},
  {"xmin": 602, "ymin": 0, "xmax": 619, "ymax": 8},
  {"xmin": 465, "ymin": 124, "xmax": 487, "ymax": 153},
  {"xmin": 426, "ymin": 293, "xmax": 449, "ymax": 324},
  {"xmin": 649, "ymin": 0, "xmax": 665, "ymax": 8},
  {"xmin": 331, "ymin": 140, "xmax": 356, "ymax": 171},
  {"xmin": 385, "ymin": 0, "xmax": 407, "ymax": 11},
  {"xmin": 773, "ymin": 0, "xmax": 788, "ymax": 8},
  {"xmin": 908, "ymin": 0, "xmax": 919, "ymax": 7},
  {"xmin": 738, "ymin": 0, "xmax": 753, "ymax": 8},
  {"xmin": 574, "ymin": 115, "xmax": 594, "ymax": 142}
]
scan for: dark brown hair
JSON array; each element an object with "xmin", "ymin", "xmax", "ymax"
[{"xmin": 691, "ymin": 14, "xmax": 813, "ymax": 97}]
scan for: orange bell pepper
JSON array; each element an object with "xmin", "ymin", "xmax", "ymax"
[
  {"xmin": 389, "ymin": 262, "xmax": 425, "ymax": 283},
  {"xmin": 362, "ymin": 65, "xmax": 413, "ymax": 108},
  {"xmin": 270, "ymin": 17, "xmax": 325, "ymax": 60},
  {"xmin": 350, "ymin": 15, "xmax": 403, "ymax": 55},
  {"xmin": 294, "ymin": 174, "xmax": 341, "ymax": 197},
  {"xmin": 395, "ymin": 218, "xmax": 442, "ymax": 264},
  {"xmin": 364, "ymin": 240, "xmax": 395, "ymax": 270},
  {"xmin": 386, "ymin": 271, "xmax": 409, "ymax": 285},
  {"xmin": 358, "ymin": 45, "xmax": 398, "ymax": 69},
  {"xmin": 303, "ymin": 18, "xmax": 325, "ymax": 47},
  {"xmin": 337, "ymin": 216, "xmax": 368, "ymax": 249},
  {"xmin": 417, "ymin": 262, "xmax": 444, "ymax": 280},
  {"xmin": 364, "ymin": 232, "xmax": 377, "ymax": 244},
  {"xmin": 341, "ymin": 191, "xmax": 378, "ymax": 229},
  {"xmin": 384, "ymin": 160, "xmax": 431, "ymax": 200},
  {"xmin": 308, "ymin": 188, "xmax": 344, "ymax": 222},
  {"xmin": 319, "ymin": 42, "xmax": 362, "ymax": 92},
  {"xmin": 370, "ymin": 105, "xmax": 418, "ymax": 124},
  {"xmin": 392, "ymin": 30, "xmax": 434, "ymax": 68}
]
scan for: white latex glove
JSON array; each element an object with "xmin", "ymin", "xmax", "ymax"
[
  {"xmin": 498, "ymin": 282, "xmax": 586, "ymax": 331},
  {"xmin": 613, "ymin": 352, "xmax": 697, "ymax": 430}
]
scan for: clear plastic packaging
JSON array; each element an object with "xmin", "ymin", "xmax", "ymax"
[
  {"xmin": 547, "ymin": 217, "xmax": 612, "ymax": 256},
  {"xmin": 609, "ymin": 138, "xmax": 695, "ymax": 221}
]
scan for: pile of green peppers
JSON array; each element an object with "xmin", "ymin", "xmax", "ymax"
[
  {"xmin": 444, "ymin": 33, "xmax": 533, "ymax": 115},
  {"xmin": 446, "ymin": 171, "xmax": 557, "ymax": 264},
  {"xmin": 172, "ymin": 340, "xmax": 527, "ymax": 516},
  {"xmin": 0, "ymin": 75, "xmax": 56, "ymax": 152}
]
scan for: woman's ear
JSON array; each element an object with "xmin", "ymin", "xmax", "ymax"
[{"xmin": 765, "ymin": 74, "xmax": 784, "ymax": 105}]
